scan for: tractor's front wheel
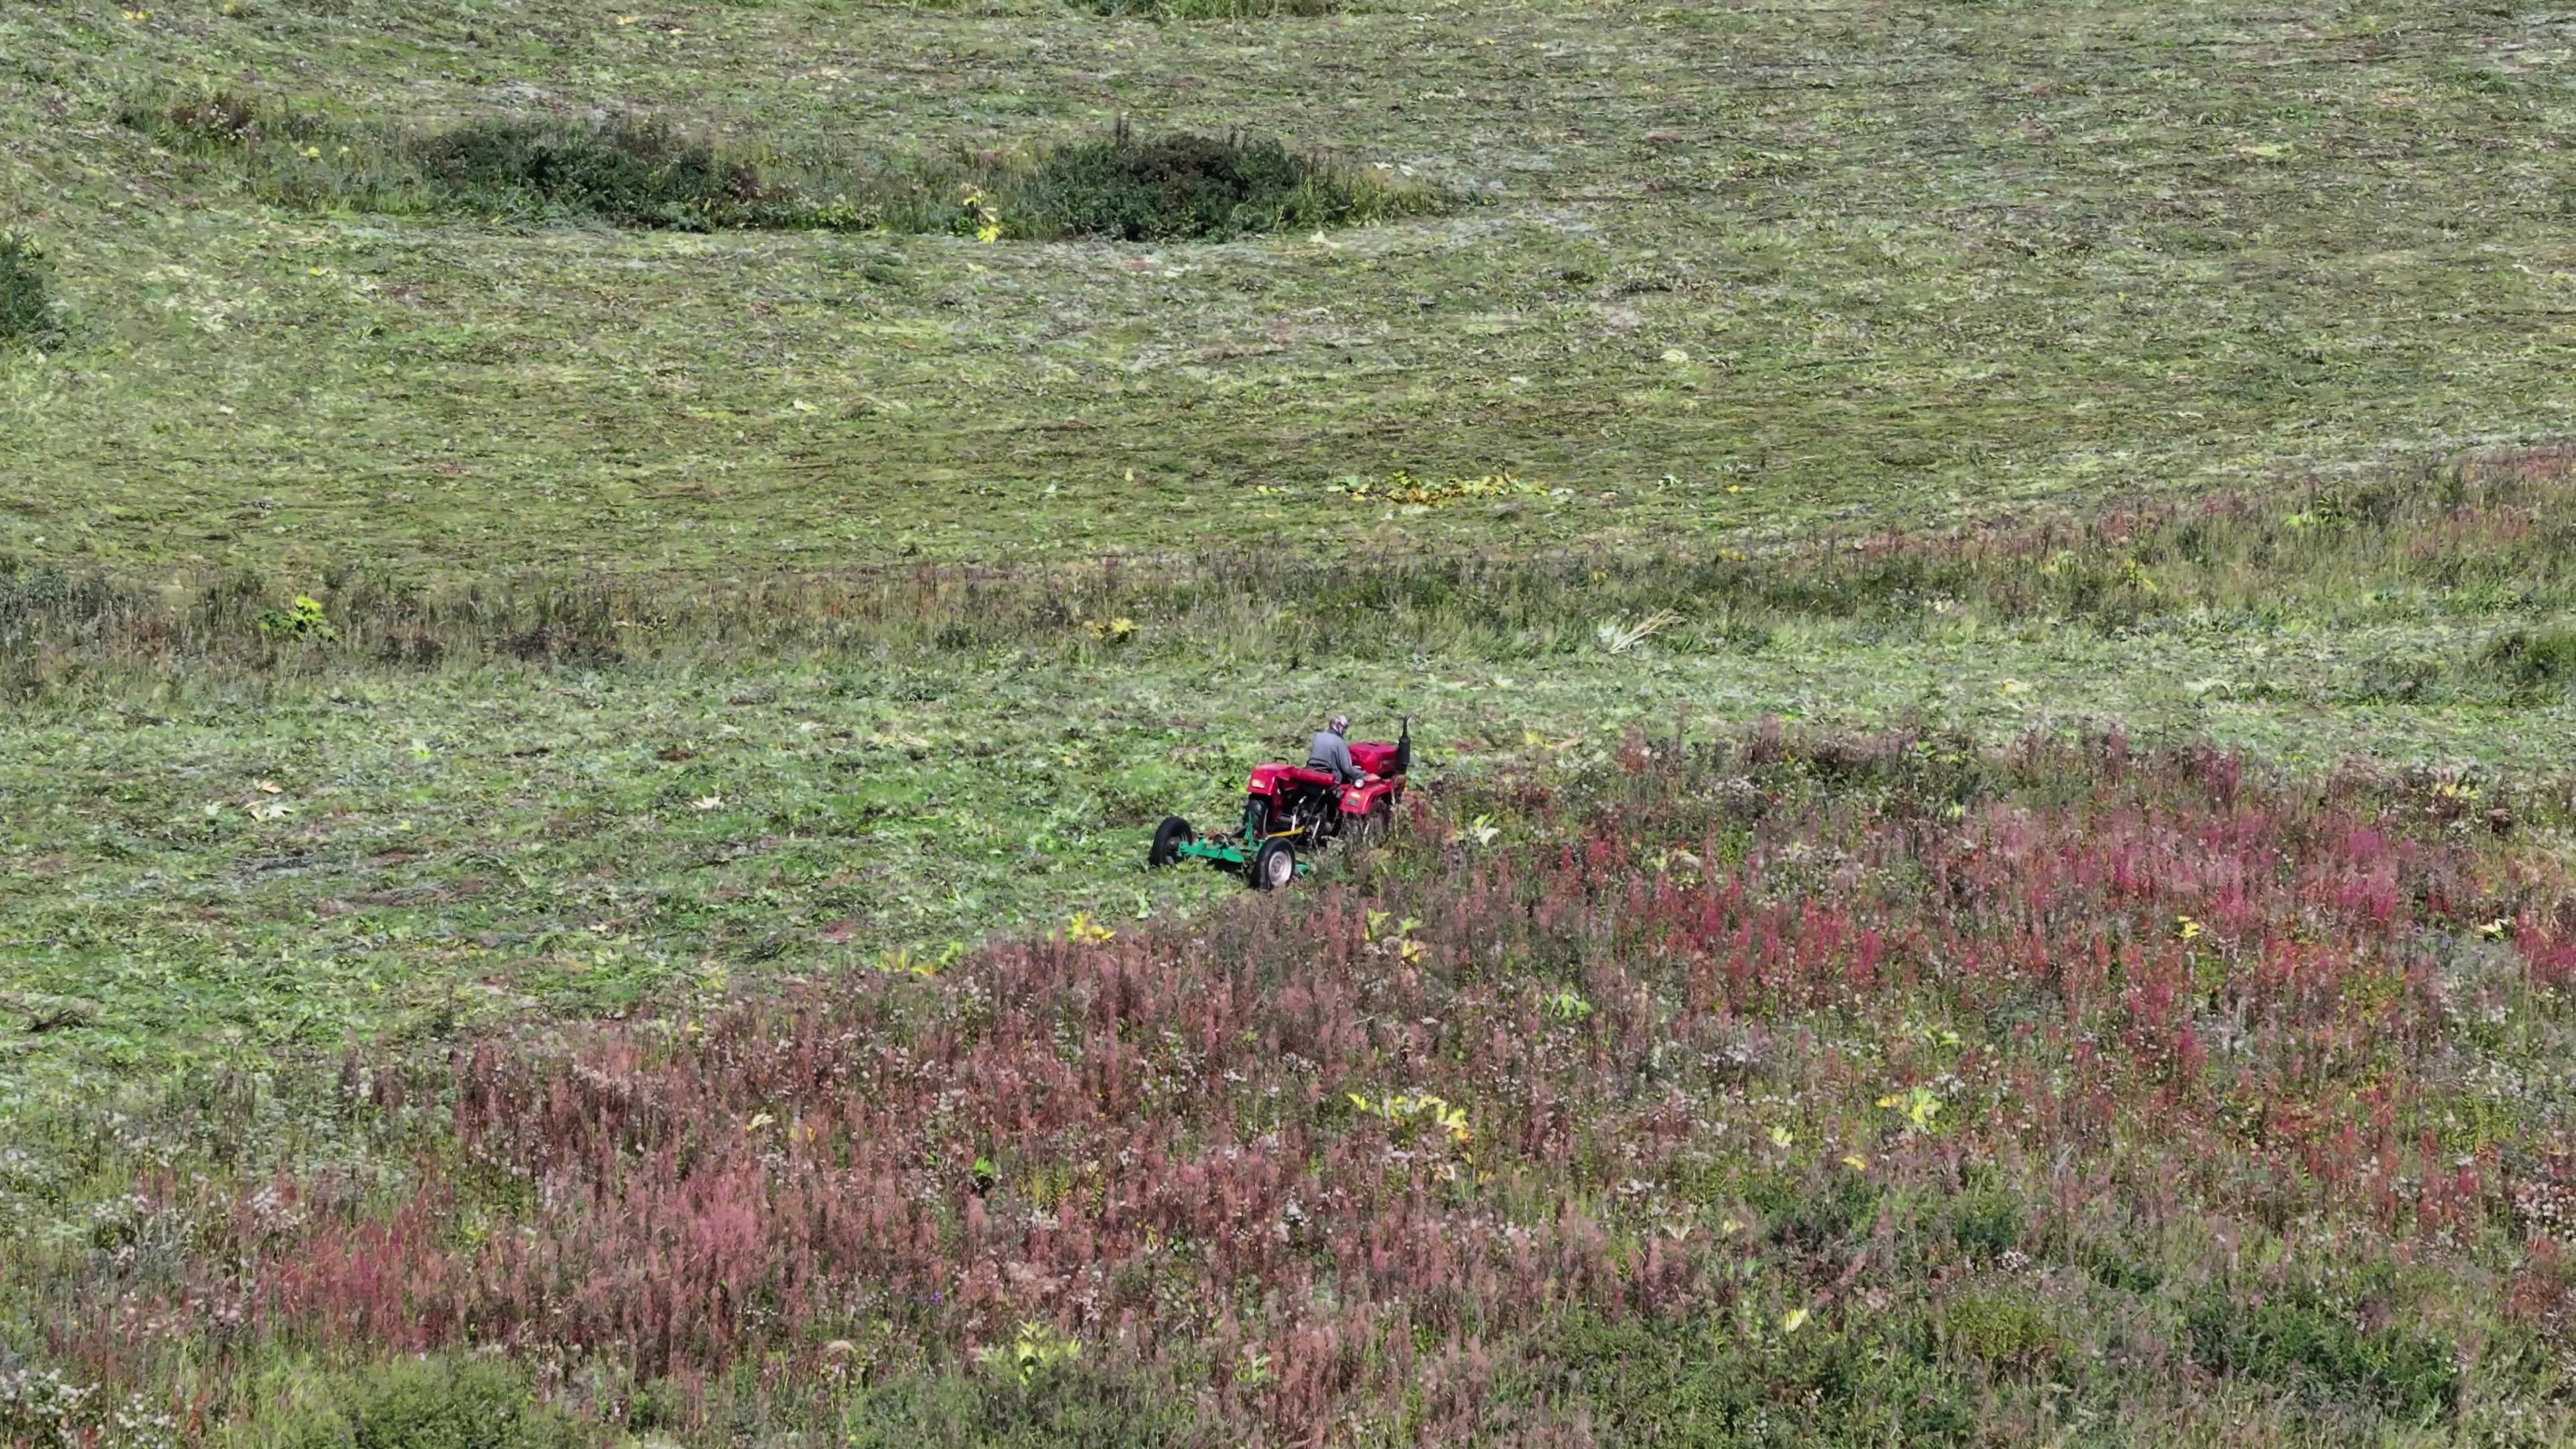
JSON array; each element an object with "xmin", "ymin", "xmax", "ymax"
[
  {"xmin": 1352, "ymin": 799, "xmax": 1393, "ymax": 849},
  {"xmin": 1251, "ymin": 837, "xmax": 1297, "ymax": 892},
  {"xmin": 1148, "ymin": 815, "xmax": 1195, "ymax": 868}
]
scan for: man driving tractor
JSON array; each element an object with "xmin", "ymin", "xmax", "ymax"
[
  {"xmin": 1149, "ymin": 713, "xmax": 1409, "ymax": 890},
  {"xmin": 1309, "ymin": 713, "xmax": 1371, "ymax": 786}
]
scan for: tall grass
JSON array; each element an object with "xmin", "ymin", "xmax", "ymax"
[
  {"xmin": 1068, "ymin": 0, "xmax": 1340, "ymax": 19},
  {"xmin": 7, "ymin": 445, "xmax": 2574, "ymax": 697},
  {"xmin": 21, "ymin": 729, "xmax": 2576, "ymax": 1441},
  {"xmin": 119, "ymin": 97, "xmax": 1444, "ymax": 240}
]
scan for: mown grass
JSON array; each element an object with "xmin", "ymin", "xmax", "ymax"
[
  {"xmin": 121, "ymin": 95, "xmax": 1440, "ymax": 241},
  {"xmin": 4, "ymin": 0, "xmax": 2571, "ymax": 577}
]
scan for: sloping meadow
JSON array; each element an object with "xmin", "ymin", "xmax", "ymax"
[{"xmin": 25, "ymin": 730, "xmax": 2576, "ymax": 1444}]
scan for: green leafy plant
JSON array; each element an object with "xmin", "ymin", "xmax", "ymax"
[
  {"xmin": 1942, "ymin": 1184, "xmax": 2022, "ymax": 1261},
  {"xmin": 256, "ymin": 594, "xmax": 339, "ymax": 642},
  {"xmin": 1877, "ymin": 1084, "xmax": 1943, "ymax": 1134},
  {"xmin": 975, "ymin": 1320, "xmax": 1083, "ymax": 1387},
  {"xmin": 1346, "ymin": 1089, "xmax": 1472, "ymax": 1147}
]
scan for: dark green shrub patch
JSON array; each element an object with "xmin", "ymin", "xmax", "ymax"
[
  {"xmin": 2182, "ymin": 1286, "xmax": 2458, "ymax": 1421},
  {"xmin": 2477, "ymin": 627, "xmax": 2576, "ymax": 703},
  {"xmin": 837, "ymin": 1365, "xmax": 1197, "ymax": 1449},
  {"xmin": 121, "ymin": 96, "xmax": 1442, "ymax": 241},
  {"xmin": 1020, "ymin": 125, "xmax": 1411, "ymax": 241},
  {"xmin": 0, "ymin": 232, "xmax": 58, "ymax": 347},
  {"xmin": 1941, "ymin": 1184, "xmax": 2023, "ymax": 1263},
  {"xmin": 1527, "ymin": 1312, "xmax": 1979, "ymax": 1448},
  {"xmin": 1935, "ymin": 1293, "xmax": 2061, "ymax": 1378},
  {"xmin": 408, "ymin": 117, "xmax": 786, "ymax": 229},
  {"xmin": 282, "ymin": 1358, "xmax": 583, "ymax": 1449},
  {"xmin": 1748, "ymin": 1169, "xmax": 1882, "ymax": 1256}
]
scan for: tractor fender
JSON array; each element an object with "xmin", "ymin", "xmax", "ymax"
[{"xmin": 1339, "ymin": 780, "xmax": 1397, "ymax": 814}]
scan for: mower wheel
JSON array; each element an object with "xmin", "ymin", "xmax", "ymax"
[
  {"xmin": 1148, "ymin": 815, "xmax": 1195, "ymax": 868},
  {"xmin": 1250, "ymin": 837, "xmax": 1297, "ymax": 892}
]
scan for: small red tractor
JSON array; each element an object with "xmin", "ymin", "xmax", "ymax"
[{"xmin": 1148, "ymin": 720, "xmax": 1411, "ymax": 890}]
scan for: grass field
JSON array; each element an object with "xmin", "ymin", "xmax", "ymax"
[
  {"xmin": 13, "ymin": 455, "xmax": 2576, "ymax": 1098},
  {"xmin": 4, "ymin": 0, "xmax": 2573, "ymax": 578},
  {"xmin": 7, "ymin": 0, "xmax": 2576, "ymax": 1441}
]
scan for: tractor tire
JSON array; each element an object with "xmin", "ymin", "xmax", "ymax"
[
  {"xmin": 1354, "ymin": 800, "xmax": 1393, "ymax": 849},
  {"xmin": 1251, "ymin": 837, "xmax": 1297, "ymax": 892},
  {"xmin": 1148, "ymin": 815, "xmax": 1195, "ymax": 868}
]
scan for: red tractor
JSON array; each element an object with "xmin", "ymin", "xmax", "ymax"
[{"xmin": 1148, "ymin": 720, "xmax": 1411, "ymax": 890}]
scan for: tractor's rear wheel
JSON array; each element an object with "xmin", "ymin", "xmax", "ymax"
[
  {"xmin": 1251, "ymin": 837, "xmax": 1297, "ymax": 892},
  {"xmin": 1148, "ymin": 815, "xmax": 1195, "ymax": 868}
]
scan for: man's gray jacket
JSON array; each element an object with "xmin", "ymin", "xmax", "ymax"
[{"xmin": 1308, "ymin": 730, "xmax": 1361, "ymax": 784}]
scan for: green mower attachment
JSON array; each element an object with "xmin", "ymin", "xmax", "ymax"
[{"xmin": 1157, "ymin": 819, "xmax": 1309, "ymax": 891}]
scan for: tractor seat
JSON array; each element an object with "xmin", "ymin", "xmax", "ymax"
[{"xmin": 1290, "ymin": 764, "xmax": 1347, "ymax": 788}]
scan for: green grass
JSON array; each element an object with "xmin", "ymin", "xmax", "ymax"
[
  {"xmin": 3, "ymin": 0, "xmax": 2571, "ymax": 579},
  {"xmin": 13, "ymin": 444, "xmax": 2576, "ymax": 687},
  {"xmin": 11, "ymin": 453, "xmax": 2576, "ymax": 1097},
  {"xmin": 5, "ymin": 0, "xmax": 2576, "ymax": 1437},
  {"xmin": 9, "ymin": 610, "xmax": 2576, "ymax": 1103}
]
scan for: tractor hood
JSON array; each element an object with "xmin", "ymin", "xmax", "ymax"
[{"xmin": 1351, "ymin": 719, "xmax": 1411, "ymax": 777}]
